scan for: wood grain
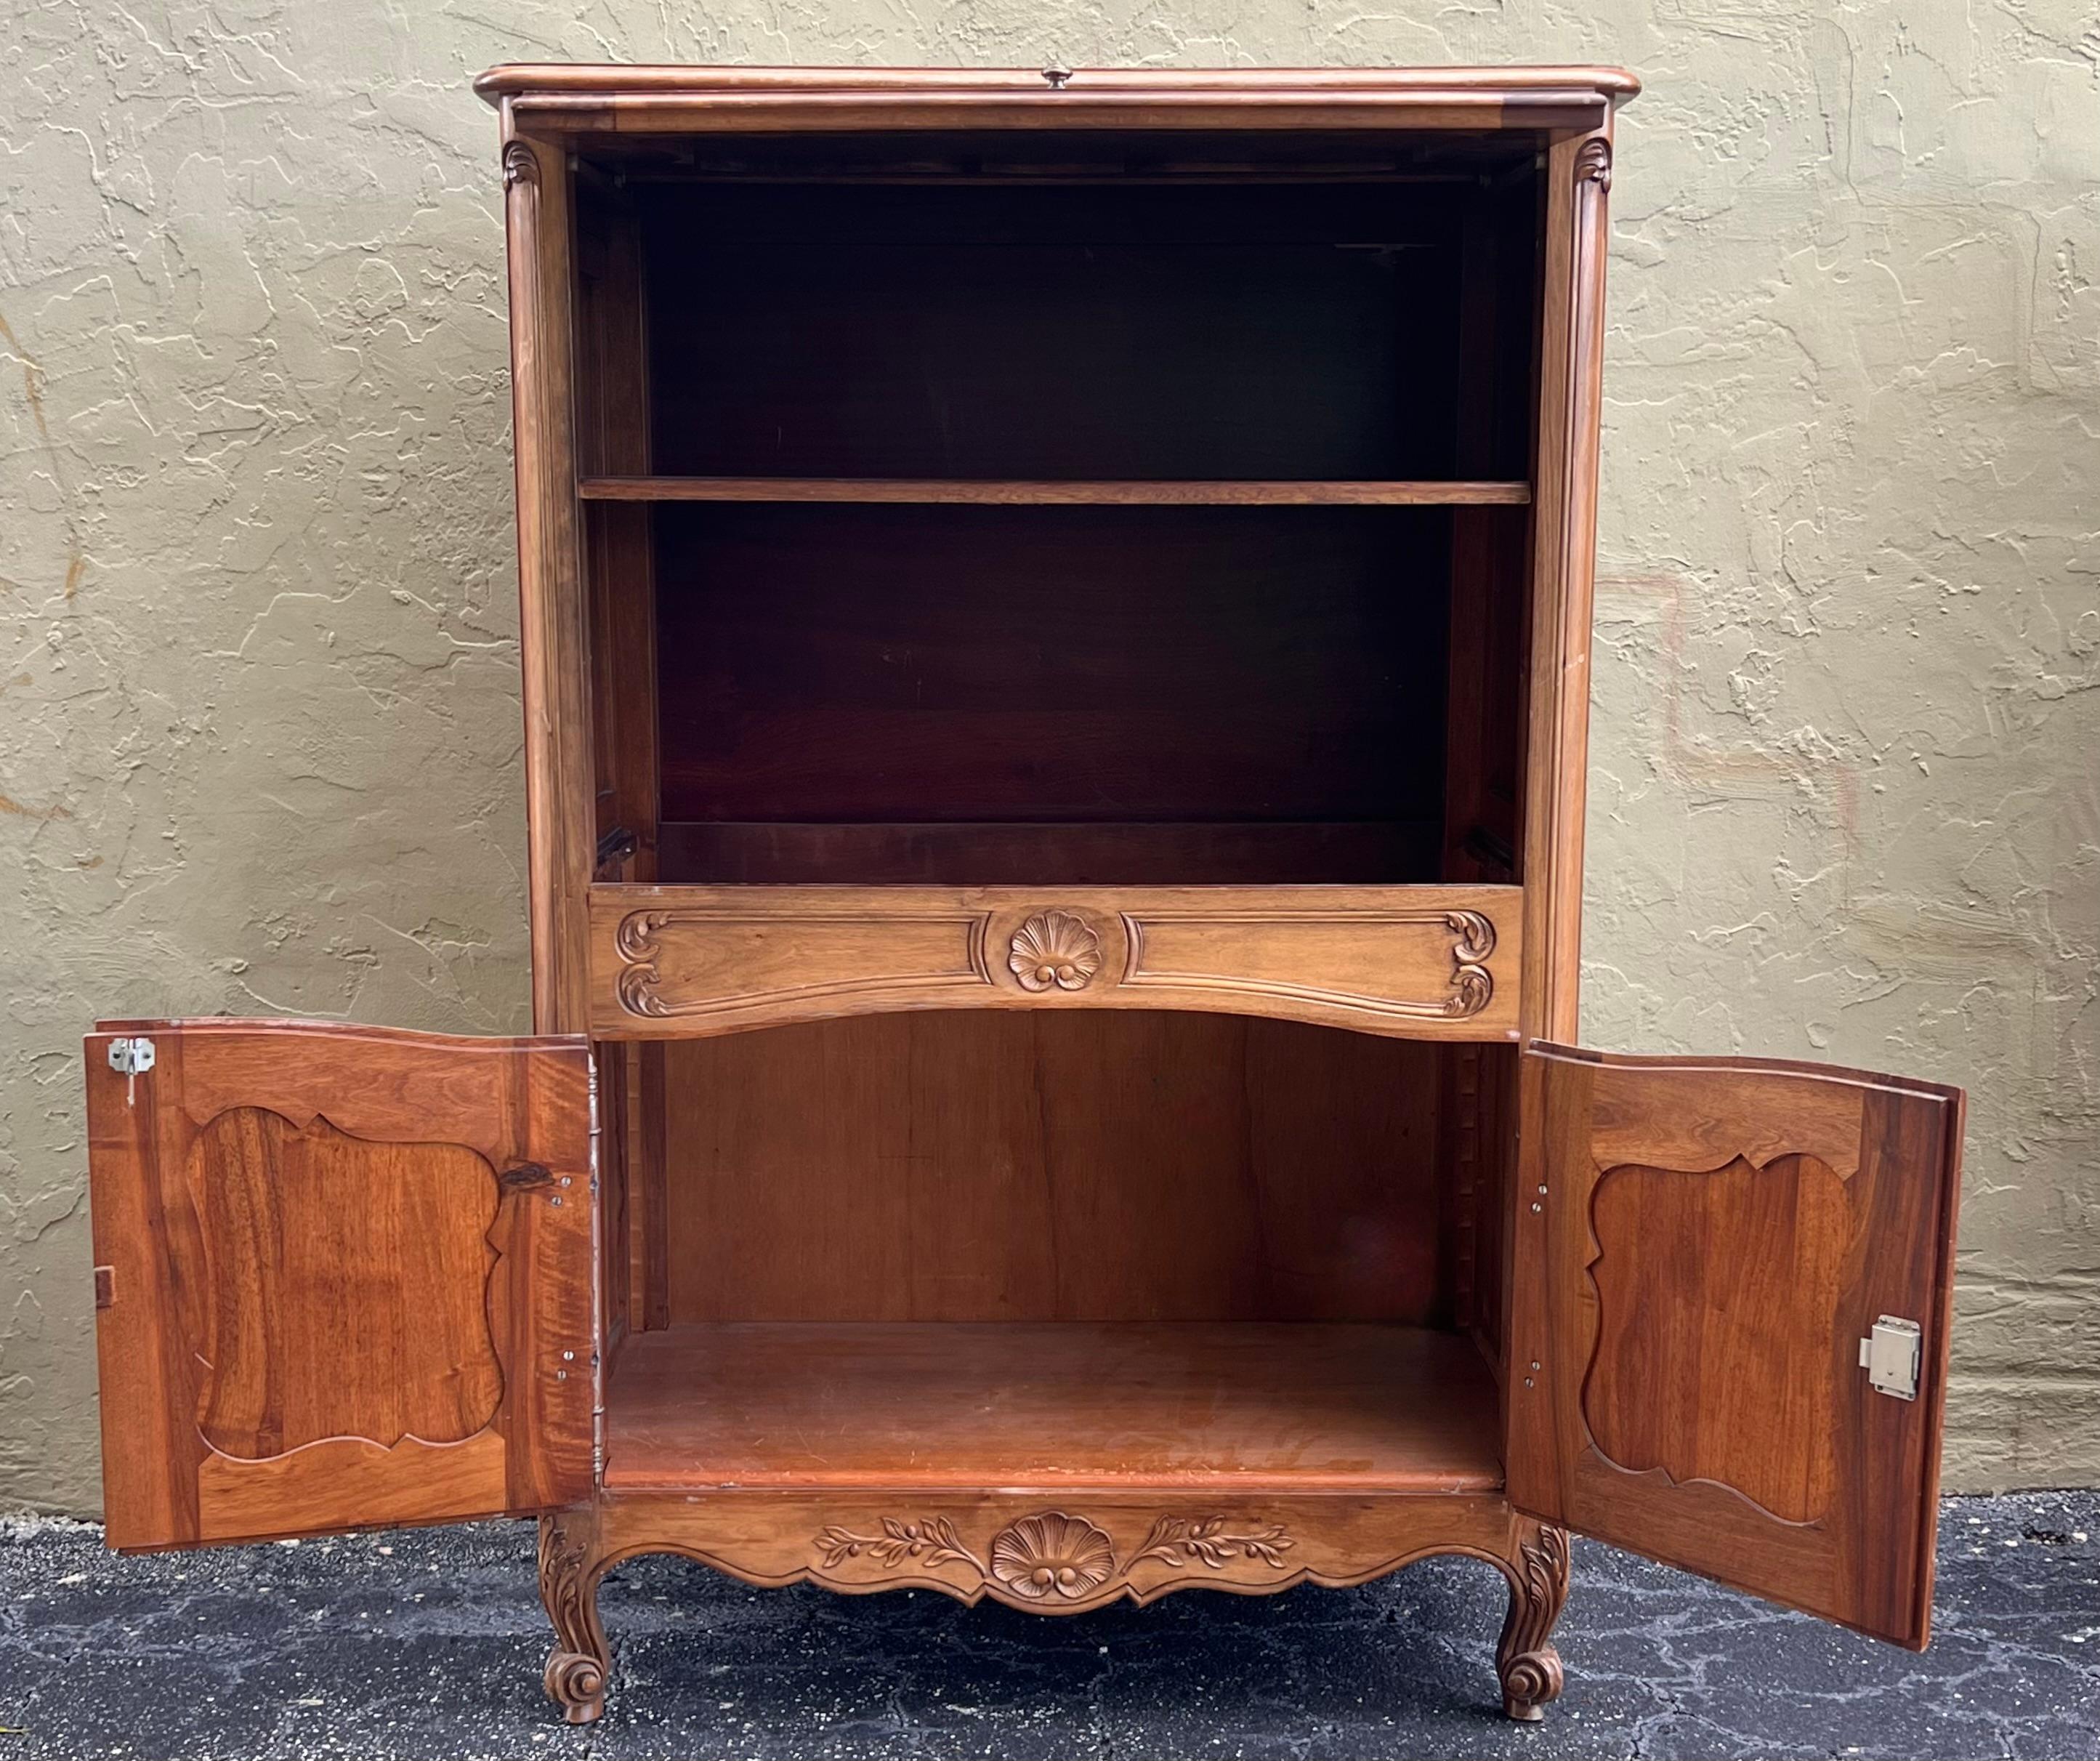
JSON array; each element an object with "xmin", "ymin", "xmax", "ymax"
[
  {"xmin": 1517, "ymin": 128, "xmax": 1614, "ymax": 1043},
  {"xmin": 581, "ymin": 477, "xmax": 1530, "ymax": 505},
  {"xmin": 1506, "ymin": 1044, "xmax": 1964, "ymax": 1648},
  {"xmin": 503, "ymin": 125, "xmax": 597, "ymax": 1033},
  {"xmin": 589, "ymin": 883, "xmax": 1520, "ymax": 1040},
  {"xmin": 85, "ymin": 1020, "xmax": 596, "ymax": 1551},
  {"xmin": 477, "ymin": 66, "xmax": 1640, "ymax": 140},
  {"xmin": 602, "ymin": 1322, "xmax": 1500, "ymax": 1491},
  {"xmin": 1586, "ymin": 1154, "xmax": 1850, "ymax": 1524},
  {"xmin": 658, "ymin": 1012, "xmax": 1450, "ymax": 1324},
  {"xmin": 479, "ymin": 65, "xmax": 1644, "ymax": 104},
  {"xmin": 190, "ymin": 1112, "xmax": 504, "ymax": 1459}
]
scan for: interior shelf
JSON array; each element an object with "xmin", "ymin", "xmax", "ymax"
[
  {"xmin": 581, "ymin": 476, "xmax": 1531, "ymax": 505},
  {"xmin": 602, "ymin": 1321, "xmax": 1503, "ymax": 1494}
]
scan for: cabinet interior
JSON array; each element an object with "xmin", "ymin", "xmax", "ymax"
[
  {"xmin": 575, "ymin": 129, "xmax": 1543, "ymax": 1493},
  {"xmin": 605, "ymin": 1017, "xmax": 1517, "ymax": 1491}
]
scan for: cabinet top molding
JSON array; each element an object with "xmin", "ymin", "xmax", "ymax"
[{"xmin": 475, "ymin": 64, "xmax": 1640, "ymax": 132}]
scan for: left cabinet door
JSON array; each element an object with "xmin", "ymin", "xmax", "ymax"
[{"xmin": 85, "ymin": 1020, "xmax": 597, "ymax": 1550}]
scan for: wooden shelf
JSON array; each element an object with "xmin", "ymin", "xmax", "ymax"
[
  {"xmin": 602, "ymin": 1321, "xmax": 1503, "ymax": 1494},
  {"xmin": 579, "ymin": 475, "xmax": 1531, "ymax": 507}
]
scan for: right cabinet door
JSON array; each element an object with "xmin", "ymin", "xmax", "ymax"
[{"xmin": 1506, "ymin": 1044, "xmax": 1964, "ymax": 1647}]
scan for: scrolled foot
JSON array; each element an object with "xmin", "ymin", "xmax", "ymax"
[
  {"xmin": 538, "ymin": 1510, "xmax": 610, "ymax": 1724},
  {"xmin": 1495, "ymin": 1518, "xmax": 1570, "ymax": 1722},
  {"xmin": 544, "ymin": 1648, "xmax": 607, "ymax": 1725},
  {"xmin": 1498, "ymin": 1644, "xmax": 1564, "ymax": 1720}
]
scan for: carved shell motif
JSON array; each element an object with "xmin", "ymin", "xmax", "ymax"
[
  {"xmin": 1007, "ymin": 909, "xmax": 1102, "ymax": 993},
  {"xmin": 988, "ymin": 1512, "xmax": 1117, "ymax": 1600}
]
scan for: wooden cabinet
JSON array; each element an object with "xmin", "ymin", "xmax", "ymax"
[{"xmin": 82, "ymin": 63, "xmax": 1966, "ymax": 1727}]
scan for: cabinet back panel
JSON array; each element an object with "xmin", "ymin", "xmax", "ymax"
[
  {"xmin": 655, "ymin": 502, "xmax": 1449, "ymax": 845},
  {"xmin": 641, "ymin": 182, "xmax": 1467, "ymax": 480},
  {"xmin": 658, "ymin": 1011, "xmax": 1450, "ymax": 1324}
]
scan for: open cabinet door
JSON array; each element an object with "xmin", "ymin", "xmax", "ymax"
[
  {"xmin": 1506, "ymin": 1045, "xmax": 1963, "ymax": 1647},
  {"xmin": 86, "ymin": 1020, "xmax": 596, "ymax": 1551}
]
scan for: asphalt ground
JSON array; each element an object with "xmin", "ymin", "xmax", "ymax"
[{"xmin": 2, "ymin": 1491, "xmax": 2094, "ymax": 1759}]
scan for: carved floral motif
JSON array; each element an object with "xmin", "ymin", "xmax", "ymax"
[
  {"xmin": 1007, "ymin": 909, "xmax": 1102, "ymax": 992},
  {"xmin": 812, "ymin": 1509, "xmax": 1296, "ymax": 1603}
]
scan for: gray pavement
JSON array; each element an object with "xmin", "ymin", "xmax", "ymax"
[{"xmin": 2, "ymin": 1491, "xmax": 2095, "ymax": 1759}]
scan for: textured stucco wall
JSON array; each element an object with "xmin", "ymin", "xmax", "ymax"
[{"xmin": 1, "ymin": 2, "xmax": 2093, "ymax": 1512}]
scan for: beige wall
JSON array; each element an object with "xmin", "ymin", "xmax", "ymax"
[{"xmin": 1, "ymin": 3, "xmax": 2093, "ymax": 1512}]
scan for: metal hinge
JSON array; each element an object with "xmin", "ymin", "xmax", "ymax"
[
  {"xmin": 1859, "ymin": 1315, "xmax": 1923, "ymax": 1401},
  {"xmin": 108, "ymin": 1036, "xmax": 156, "ymax": 1106}
]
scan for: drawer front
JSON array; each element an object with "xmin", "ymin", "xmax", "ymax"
[{"xmin": 589, "ymin": 884, "xmax": 1520, "ymax": 1040}]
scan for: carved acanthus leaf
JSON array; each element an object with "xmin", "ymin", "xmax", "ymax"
[
  {"xmin": 1442, "ymin": 909, "xmax": 1496, "ymax": 1017},
  {"xmin": 613, "ymin": 911, "xmax": 672, "ymax": 1017}
]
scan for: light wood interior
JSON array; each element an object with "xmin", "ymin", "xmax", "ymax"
[
  {"xmin": 605, "ymin": 1014, "xmax": 1516, "ymax": 1486},
  {"xmin": 602, "ymin": 1321, "xmax": 1502, "ymax": 1493},
  {"xmin": 652, "ymin": 1012, "xmax": 1493, "ymax": 1326}
]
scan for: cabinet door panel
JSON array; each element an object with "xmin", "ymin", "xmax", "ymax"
[
  {"xmin": 86, "ymin": 1020, "xmax": 596, "ymax": 1550},
  {"xmin": 1506, "ymin": 1045, "xmax": 1963, "ymax": 1647}
]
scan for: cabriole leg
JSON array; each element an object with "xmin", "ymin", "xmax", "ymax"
[
  {"xmin": 538, "ymin": 1508, "xmax": 610, "ymax": 1725},
  {"xmin": 1495, "ymin": 1518, "xmax": 1570, "ymax": 1720}
]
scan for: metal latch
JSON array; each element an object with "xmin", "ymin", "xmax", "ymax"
[
  {"xmin": 108, "ymin": 1036, "xmax": 156, "ymax": 1106},
  {"xmin": 1859, "ymin": 1315, "xmax": 1922, "ymax": 1401}
]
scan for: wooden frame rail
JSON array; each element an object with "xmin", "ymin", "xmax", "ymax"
[{"xmin": 586, "ymin": 883, "xmax": 1522, "ymax": 1039}]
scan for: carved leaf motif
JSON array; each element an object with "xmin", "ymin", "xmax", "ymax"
[
  {"xmin": 1007, "ymin": 910, "xmax": 1102, "ymax": 992},
  {"xmin": 816, "ymin": 1516, "xmax": 982, "ymax": 1573},
  {"xmin": 1129, "ymin": 1515, "xmax": 1296, "ymax": 1571}
]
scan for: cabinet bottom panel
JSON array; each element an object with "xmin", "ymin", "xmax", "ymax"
[{"xmin": 601, "ymin": 1320, "xmax": 1501, "ymax": 1494}]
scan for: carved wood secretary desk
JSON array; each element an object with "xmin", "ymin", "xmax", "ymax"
[{"xmin": 83, "ymin": 64, "xmax": 1967, "ymax": 1728}]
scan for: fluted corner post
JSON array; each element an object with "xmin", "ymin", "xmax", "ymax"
[
  {"xmin": 1518, "ymin": 121, "xmax": 1615, "ymax": 1049},
  {"xmin": 499, "ymin": 110, "xmax": 596, "ymax": 1038}
]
